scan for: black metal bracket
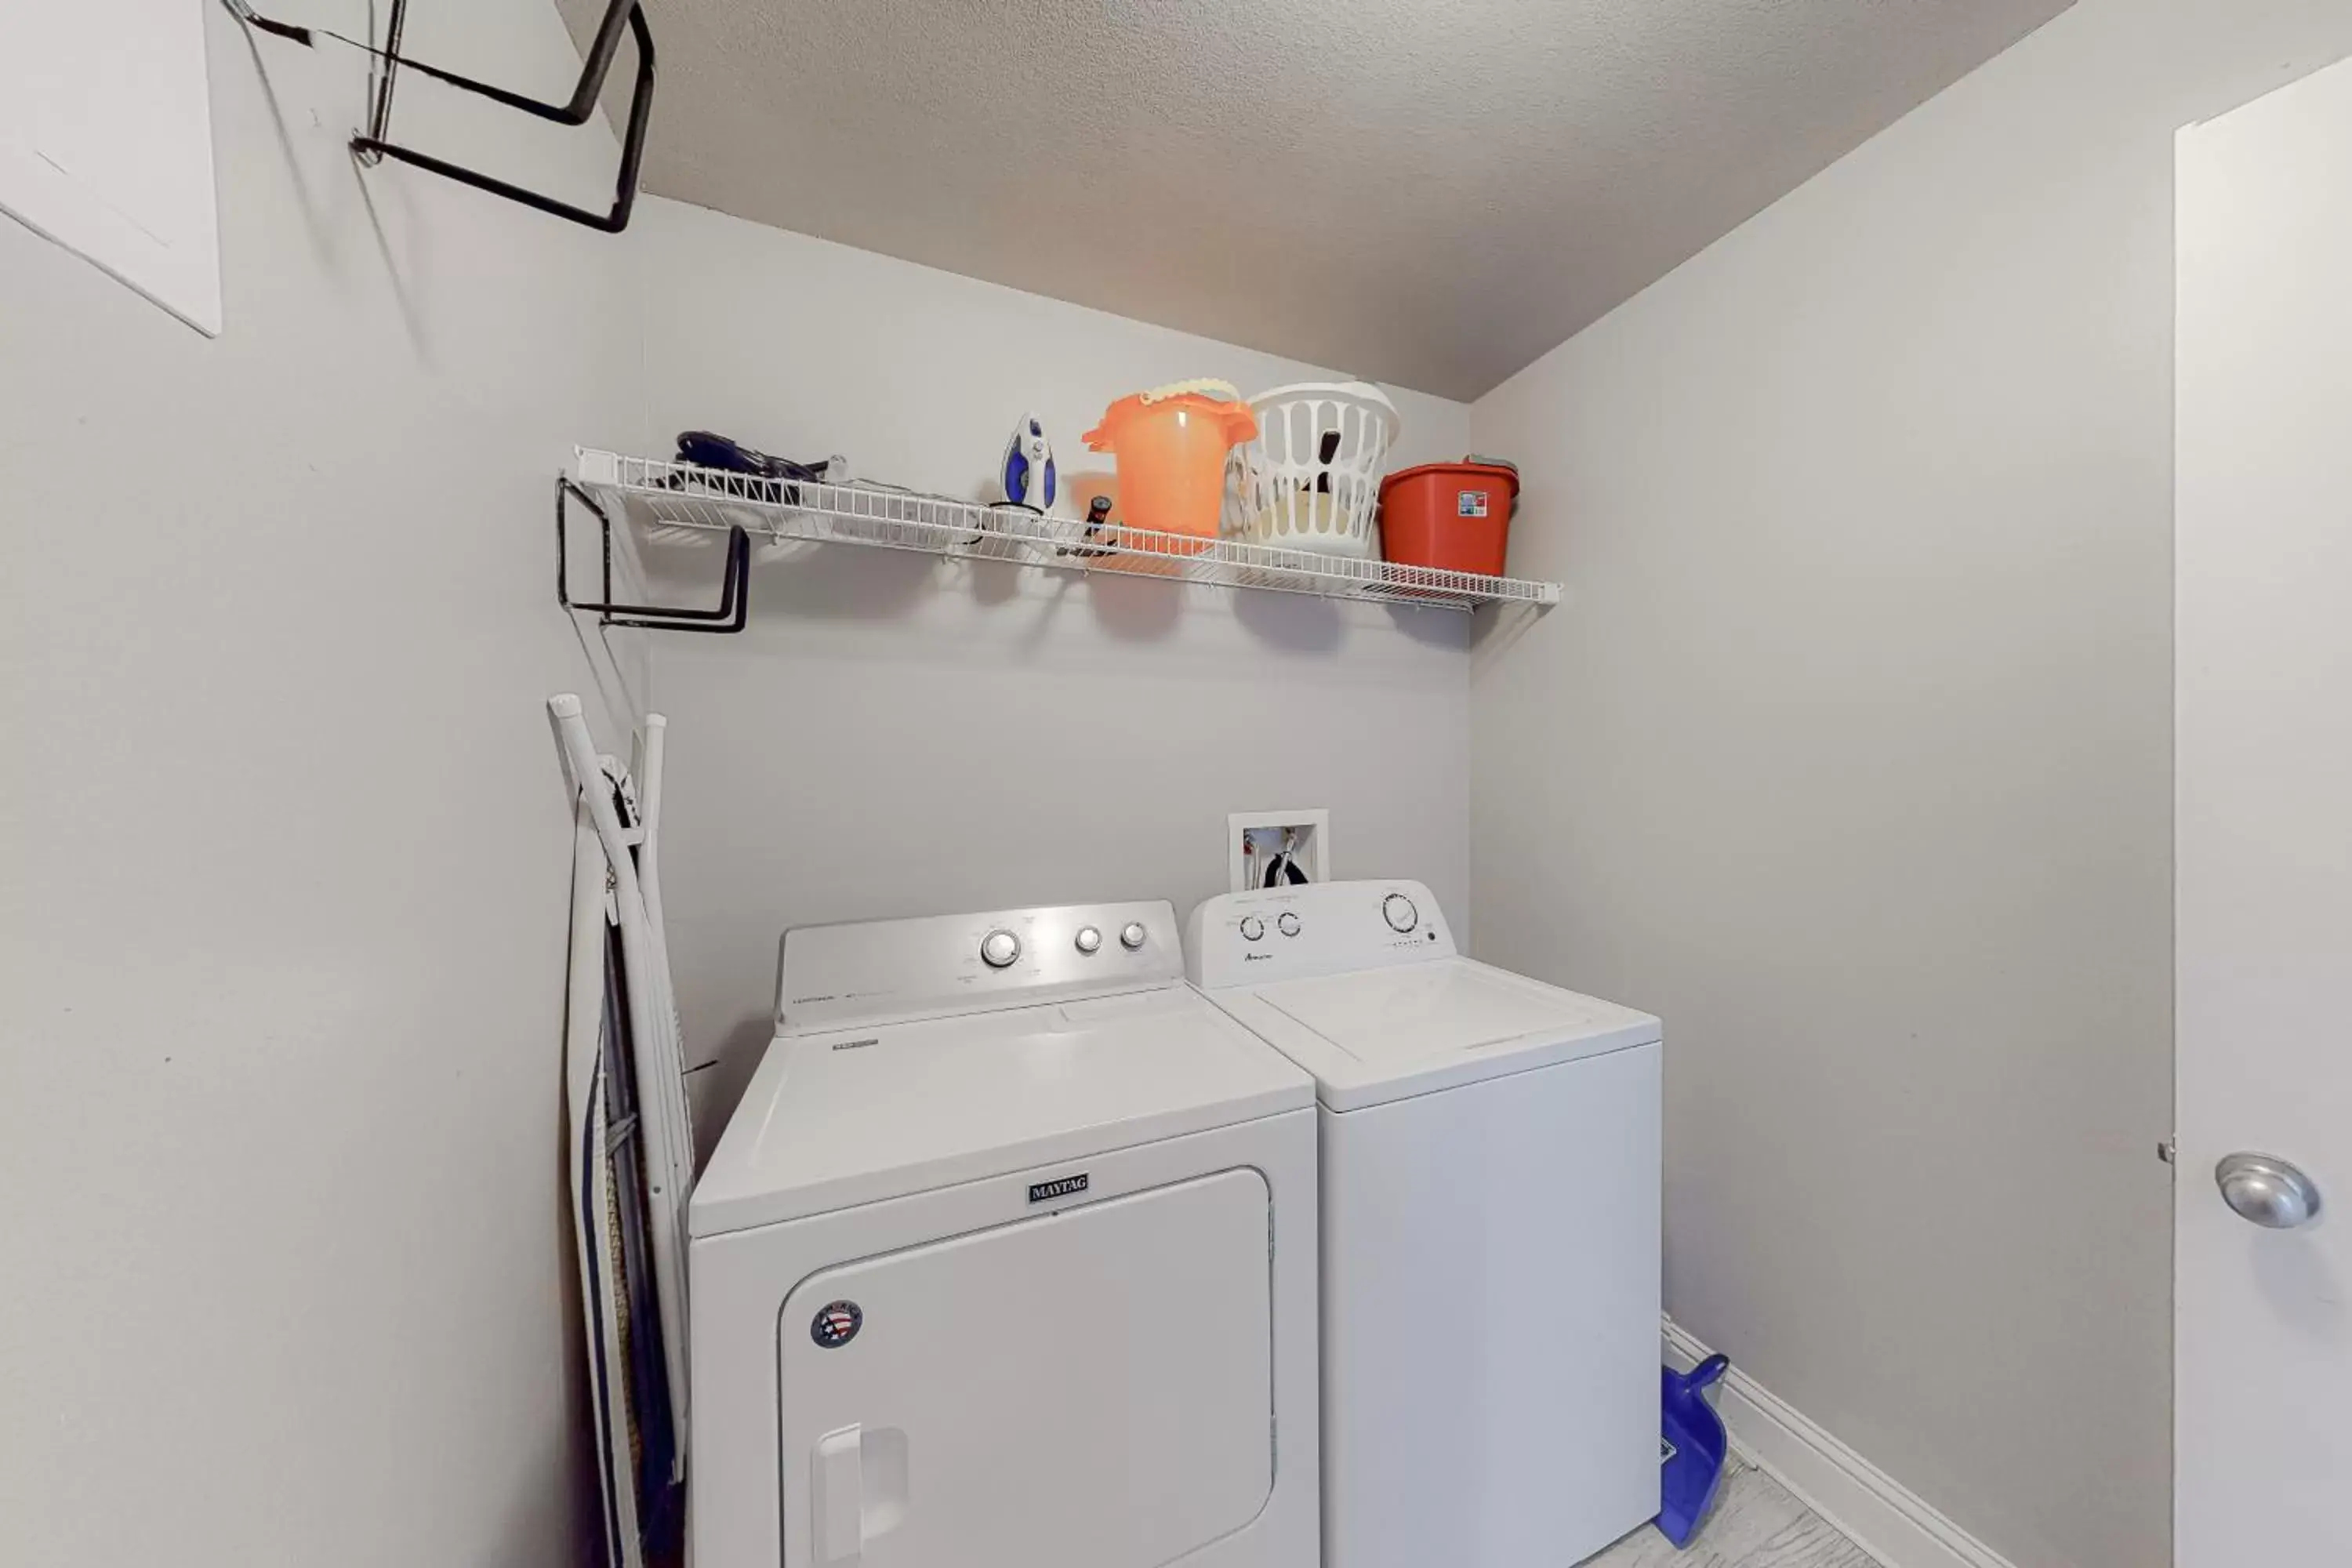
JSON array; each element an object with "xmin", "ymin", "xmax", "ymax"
[
  {"xmin": 221, "ymin": 0, "xmax": 656, "ymax": 234},
  {"xmin": 222, "ymin": 0, "xmax": 314, "ymax": 44},
  {"xmin": 558, "ymin": 479, "xmax": 750, "ymax": 633}
]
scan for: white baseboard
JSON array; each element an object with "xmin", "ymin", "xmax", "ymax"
[{"xmin": 1662, "ymin": 1319, "xmax": 2018, "ymax": 1568}]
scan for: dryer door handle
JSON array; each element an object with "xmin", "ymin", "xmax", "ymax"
[
  {"xmin": 810, "ymin": 1423, "xmax": 911, "ymax": 1561},
  {"xmin": 812, "ymin": 1425, "xmax": 865, "ymax": 1563}
]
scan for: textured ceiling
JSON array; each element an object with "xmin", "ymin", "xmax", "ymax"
[{"xmin": 572, "ymin": 0, "xmax": 2073, "ymax": 398}]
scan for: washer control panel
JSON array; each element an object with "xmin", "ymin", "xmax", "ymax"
[
  {"xmin": 779, "ymin": 900, "xmax": 1179, "ymax": 1033},
  {"xmin": 1185, "ymin": 880, "xmax": 1457, "ymax": 990}
]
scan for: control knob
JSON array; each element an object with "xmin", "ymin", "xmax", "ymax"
[{"xmin": 980, "ymin": 929, "xmax": 1022, "ymax": 968}]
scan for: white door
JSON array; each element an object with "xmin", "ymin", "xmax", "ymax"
[
  {"xmin": 776, "ymin": 1169, "xmax": 1274, "ymax": 1568},
  {"xmin": 2176, "ymin": 51, "xmax": 2352, "ymax": 1566}
]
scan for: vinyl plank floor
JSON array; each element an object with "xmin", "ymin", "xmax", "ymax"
[{"xmin": 1578, "ymin": 1456, "xmax": 1886, "ymax": 1568}]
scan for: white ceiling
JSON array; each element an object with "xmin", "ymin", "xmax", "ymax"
[{"xmin": 574, "ymin": 0, "xmax": 2073, "ymax": 399}]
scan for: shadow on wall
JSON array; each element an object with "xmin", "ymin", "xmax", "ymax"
[
  {"xmin": 695, "ymin": 1015, "xmax": 779, "ymax": 1169},
  {"xmin": 1468, "ymin": 596, "xmax": 1555, "ymax": 678},
  {"xmin": 633, "ymin": 498, "xmax": 1480, "ymax": 1171},
  {"xmin": 632, "ymin": 534, "xmax": 1490, "ymax": 662}
]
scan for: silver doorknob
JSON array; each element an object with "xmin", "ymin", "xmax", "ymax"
[{"xmin": 2215, "ymin": 1153, "xmax": 2322, "ymax": 1229}]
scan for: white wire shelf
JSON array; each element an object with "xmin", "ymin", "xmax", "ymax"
[{"xmin": 570, "ymin": 449, "xmax": 1561, "ymax": 612}]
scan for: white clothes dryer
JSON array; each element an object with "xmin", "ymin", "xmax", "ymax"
[{"xmin": 691, "ymin": 900, "xmax": 1320, "ymax": 1568}]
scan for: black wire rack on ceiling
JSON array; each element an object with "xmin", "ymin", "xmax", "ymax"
[{"xmin": 220, "ymin": 0, "xmax": 655, "ymax": 234}]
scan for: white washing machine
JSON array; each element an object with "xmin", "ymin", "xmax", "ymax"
[
  {"xmin": 689, "ymin": 900, "xmax": 1321, "ymax": 1568},
  {"xmin": 1185, "ymin": 880, "xmax": 1662, "ymax": 1568}
]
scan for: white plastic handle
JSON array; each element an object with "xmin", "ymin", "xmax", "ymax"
[
  {"xmin": 1138, "ymin": 377, "xmax": 1241, "ymax": 405},
  {"xmin": 813, "ymin": 1425, "xmax": 865, "ymax": 1564}
]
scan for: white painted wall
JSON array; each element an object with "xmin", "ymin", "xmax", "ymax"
[
  {"xmin": 0, "ymin": 5, "xmax": 645, "ymax": 1564},
  {"xmin": 630, "ymin": 199, "xmax": 1474, "ymax": 1149},
  {"xmin": 40, "ymin": 5, "xmax": 2329, "ymax": 1565},
  {"xmin": 1467, "ymin": 5, "xmax": 2352, "ymax": 1568}
]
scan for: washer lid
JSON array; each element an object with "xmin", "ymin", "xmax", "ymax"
[
  {"xmin": 691, "ymin": 984, "xmax": 1313, "ymax": 1236},
  {"xmin": 1236, "ymin": 956, "xmax": 1661, "ymax": 1111}
]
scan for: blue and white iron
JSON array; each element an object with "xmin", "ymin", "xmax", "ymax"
[{"xmin": 1000, "ymin": 413, "xmax": 1056, "ymax": 512}]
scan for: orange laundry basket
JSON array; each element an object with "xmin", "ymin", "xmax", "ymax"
[
  {"xmin": 1378, "ymin": 459, "xmax": 1520, "ymax": 577},
  {"xmin": 1083, "ymin": 383, "xmax": 1258, "ymax": 559}
]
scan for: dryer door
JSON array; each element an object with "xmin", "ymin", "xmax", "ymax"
[{"xmin": 778, "ymin": 1167, "xmax": 1275, "ymax": 1568}]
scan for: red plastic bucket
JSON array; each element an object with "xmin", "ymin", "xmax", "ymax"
[{"xmin": 1378, "ymin": 460, "xmax": 1520, "ymax": 576}]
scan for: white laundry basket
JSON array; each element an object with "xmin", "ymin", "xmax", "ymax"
[{"xmin": 1231, "ymin": 382, "xmax": 1400, "ymax": 559}]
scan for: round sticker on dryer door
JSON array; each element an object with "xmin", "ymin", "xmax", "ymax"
[{"xmin": 811, "ymin": 1300, "xmax": 863, "ymax": 1348}]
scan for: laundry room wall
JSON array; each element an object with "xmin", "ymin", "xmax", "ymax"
[
  {"xmin": 1465, "ymin": 4, "xmax": 2352, "ymax": 1568},
  {"xmin": 626, "ymin": 198, "xmax": 1475, "ymax": 1153},
  {"xmin": 0, "ymin": 5, "xmax": 646, "ymax": 1566}
]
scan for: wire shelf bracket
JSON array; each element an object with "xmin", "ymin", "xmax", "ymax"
[
  {"xmin": 220, "ymin": 0, "xmax": 656, "ymax": 233},
  {"xmin": 558, "ymin": 477, "xmax": 750, "ymax": 633},
  {"xmin": 567, "ymin": 449, "xmax": 1563, "ymax": 626}
]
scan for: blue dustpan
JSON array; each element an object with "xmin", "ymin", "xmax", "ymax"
[{"xmin": 1657, "ymin": 1353, "xmax": 1731, "ymax": 1548}]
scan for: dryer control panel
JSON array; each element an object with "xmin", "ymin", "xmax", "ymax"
[
  {"xmin": 1186, "ymin": 880, "xmax": 1457, "ymax": 990},
  {"xmin": 779, "ymin": 900, "xmax": 1180, "ymax": 1033}
]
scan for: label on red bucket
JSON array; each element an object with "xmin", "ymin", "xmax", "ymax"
[{"xmin": 1457, "ymin": 490, "xmax": 1490, "ymax": 518}]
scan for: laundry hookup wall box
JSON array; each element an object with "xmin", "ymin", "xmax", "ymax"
[{"xmin": 1229, "ymin": 809, "xmax": 1330, "ymax": 894}]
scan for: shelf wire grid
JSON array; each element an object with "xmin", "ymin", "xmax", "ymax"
[{"xmin": 573, "ymin": 450, "xmax": 1561, "ymax": 610}]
